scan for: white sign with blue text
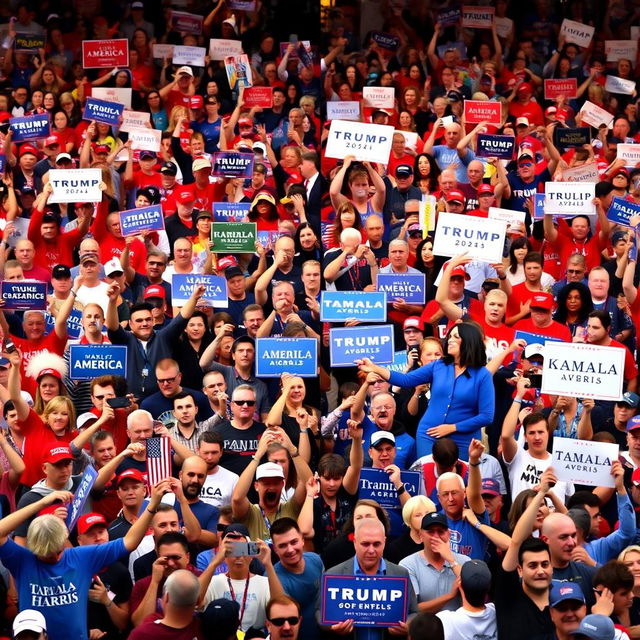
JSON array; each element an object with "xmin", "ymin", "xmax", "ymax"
[
  {"xmin": 48, "ymin": 168, "xmax": 102, "ymax": 204},
  {"xmin": 329, "ymin": 325, "xmax": 394, "ymax": 367},
  {"xmin": 544, "ymin": 182, "xmax": 596, "ymax": 217},
  {"xmin": 325, "ymin": 120, "xmax": 394, "ymax": 165},
  {"xmin": 552, "ymin": 437, "xmax": 619, "ymax": 488},
  {"xmin": 255, "ymin": 338, "xmax": 317, "ymax": 377},
  {"xmin": 320, "ymin": 291, "xmax": 387, "ymax": 323}
]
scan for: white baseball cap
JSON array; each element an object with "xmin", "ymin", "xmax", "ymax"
[
  {"xmin": 13, "ymin": 609, "xmax": 47, "ymax": 635},
  {"xmin": 255, "ymin": 462, "xmax": 285, "ymax": 480},
  {"xmin": 175, "ymin": 65, "xmax": 193, "ymax": 77},
  {"xmin": 104, "ymin": 257, "xmax": 124, "ymax": 277},
  {"xmin": 370, "ymin": 431, "xmax": 396, "ymax": 448}
]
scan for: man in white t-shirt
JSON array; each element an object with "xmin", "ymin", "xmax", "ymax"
[
  {"xmin": 436, "ymin": 559, "xmax": 497, "ymax": 640},
  {"xmin": 501, "ymin": 377, "xmax": 574, "ymax": 503},
  {"xmin": 74, "ymin": 252, "xmax": 110, "ymax": 313},
  {"xmin": 197, "ymin": 431, "xmax": 239, "ymax": 508}
]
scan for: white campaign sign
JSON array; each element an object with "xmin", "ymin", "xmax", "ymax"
[
  {"xmin": 461, "ymin": 5, "xmax": 494, "ymax": 28},
  {"xmin": 173, "ymin": 45, "xmax": 206, "ymax": 67},
  {"xmin": 605, "ymin": 40, "xmax": 638, "ymax": 62},
  {"xmin": 152, "ymin": 44, "xmax": 174, "ymax": 59},
  {"xmin": 541, "ymin": 341, "xmax": 626, "ymax": 401},
  {"xmin": 494, "ymin": 16, "xmax": 513, "ymax": 38},
  {"xmin": 562, "ymin": 162, "xmax": 600, "ymax": 183},
  {"xmin": 209, "ymin": 38, "xmax": 243, "ymax": 61},
  {"xmin": 92, "ymin": 87, "xmax": 132, "ymax": 109},
  {"xmin": 552, "ymin": 437, "xmax": 618, "ymax": 488},
  {"xmin": 362, "ymin": 86, "xmax": 395, "ymax": 109},
  {"xmin": 617, "ymin": 144, "xmax": 640, "ymax": 166},
  {"xmin": 326, "ymin": 101, "xmax": 360, "ymax": 121},
  {"xmin": 560, "ymin": 19, "xmax": 595, "ymax": 47},
  {"xmin": 398, "ymin": 130, "xmax": 419, "ymax": 151},
  {"xmin": 488, "ymin": 207, "xmax": 525, "ymax": 232},
  {"xmin": 325, "ymin": 120, "xmax": 394, "ymax": 165},
  {"xmin": 544, "ymin": 182, "xmax": 596, "ymax": 217},
  {"xmin": 48, "ymin": 168, "xmax": 102, "ymax": 204},
  {"xmin": 579, "ymin": 101, "xmax": 614, "ymax": 129},
  {"xmin": 433, "ymin": 211, "xmax": 506, "ymax": 263},
  {"xmin": 119, "ymin": 110, "xmax": 151, "ymax": 132},
  {"xmin": 127, "ymin": 127, "xmax": 162, "ymax": 152},
  {"xmin": 605, "ymin": 75, "xmax": 637, "ymax": 95}
]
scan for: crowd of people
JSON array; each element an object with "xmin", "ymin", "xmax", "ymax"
[{"xmin": 0, "ymin": 0, "xmax": 637, "ymax": 639}]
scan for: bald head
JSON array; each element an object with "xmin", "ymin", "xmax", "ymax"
[
  {"xmin": 354, "ymin": 517, "xmax": 385, "ymax": 540},
  {"xmin": 540, "ymin": 513, "xmax": 577, "ymax": 567},
  {"xmin": 540, "ymin": 512, "xmax": 570, "ymax": 537}
]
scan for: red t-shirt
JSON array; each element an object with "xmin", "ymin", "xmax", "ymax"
[
  {"xmin": 508, "ymin": 100, "xmax": 545, "ymax": 127},
  {"xmin": 165, "ymin": 89, "xmax": 192, "ymax": 115},
  {"xmin": 12, "ymin": 331, "xmax": 67, "ymax": 397},
  {"xmin": 125, "ymin": 169, "xmax": 162, "ymax": 191},
  {"xmin": 472, "ymin": 312, "xmax": 515, "ymax": 362},
  {"xmin": 513, "ymin": 318, "xmax": 572, "ymax": 342},
  {"xmin": 551, "ymin": 219, "xmax": 606, "ymax": 275},
  {"xmin": 129, "ymin": 614, "xmax": 203, "ymax": 640},
  {"xmin": 187, "ymin": 182, "xmax": 226, "ymax": 213},
  {"xmin": 506, "ymin": 282, "xmax": 545, "ymax": 322},
  {"xmin": 28, "ymin": 206, "xmax": 84, "ymax": 272}
]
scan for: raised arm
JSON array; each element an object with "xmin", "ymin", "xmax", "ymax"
[
  {"xmin": 436, "ymin": 255, "xmax": 471, "ymax": 320},
  {"xmin": 343, "ymin": 421, "xmax": 364, "ymax": 494},
  {"xmin": 123, "ymin": 479, "xmax": 170, "ymax": 552},
  {"xmin": 364, "ymin": 161, "xmax": 386, "ymax": 213},
  {"xmin": 231, "ymin": 434, "xmax": 271, "ymax": 521},
  {"xmin": 7, "ymin": 350, "xmax": 29, "ymax": 421},
  {"xmin": 500, "ymin": 377, "xmax": 530, "ymax": 464},
  {"xmin": 0, "ymin": 428, "xmax": 24, "ymax": 487},
  {"xmin": 466, "ymin": 439, "xmax": 486, "ymax": 514},
  {"xmin": 328, "ymin": 156, "xmax": 352, "ymax": 211}
]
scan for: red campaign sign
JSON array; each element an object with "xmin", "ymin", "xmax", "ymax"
[
  {"xmin": 82, "ymin": 39, "xmax": 129, "ymax": 69},
  {"xmin": 463, "ymin": 100, "xmax": 502, "ymax": 127},
  {"xmin": 243, "ymin": 86, "xmax": 273, "ymax": 108},
  {"xmin": 544, "ymin": 78, "xmax": 578, "ymax": 100}
]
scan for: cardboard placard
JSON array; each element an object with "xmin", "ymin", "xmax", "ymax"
[
  {"xmin": 362, "ymin": 86, "xmax": 395, "ymax": 110},
  {"xmin": 152, "ymin": 44, "xmax": 174, "ymax": 60},
  {"xmin": 82, "ymin": 97, "xmax": 124, "ymax": 126},
  {"xmin": 14, "ymin": 33, "xmax": 45, "ymax": 52},
  {"xmin": 126, "ymin": 127, "xmax": 162, "ymax": 152},
  {"xmin": 212, "ymin": 202, "xmax": 251, "ymax": 222},
  {"xmin": 255, "ymin": 338, "xmax": 318, "ymax": 377},
  {"xmin": 544, "ymin": 78, "xmax": 578, "ymax": 100},
  {"xmin": 605, "ymin": 40, "xmax": 638, "ymax": 62},
  {"xmin": 212, "ymin": 152, "xmax": 254, "ymax": 178},
  {"xmin": 376, "ymin": 272, "xmax": 426, "ymax": 304},
  {"xmin": 461, "ymin": 5, "xmax": 494, "ymax": 28},
  {"xmin": 242, "ymin": 86, "xmax": 273, "ymax": 108},
  {"xmin": 172, "ymin": 45, "xmax": 206, "ymax": 67},
  {"xmin": 544, "ymin": 182, "xmax": 596, "ymax": 217},
  {"xmin": 463, "ymin": 100, "xmax": 501, "ymax": 127},
  {"xmin": 607, "ymin": 197, "xmax": 640, "ymax": 227},
  {"xmin": 561, "ymin": 163, "xmax": 600, "ymax": 183},
  {"xmin": 559, "ymin": 19, "xmax": 595, "ymax": 48},
  {"xmin": 604, "ymin": 75, "xmax": 637, "ymax": 95},
  {"xmin": 170, "ymin": 10, "xmax": 204, "ymax": 35},
  {"xmin": 119, "ymin": 110, "xmax": 151, "ymax": 133},
  {"xmin": 326, "ymin": 101, "xmax": 360, "ymax": 121},
  {"xmin": 329, "ymin": 325, "xmax": 395, "ymax": 367},
  {"xmin": 48, "ymin": 168, "xmax": 102, "ymax": 204},
  {"xmin": 617, "ymin": 144, "xmax": 640, "ymax": 166},
  {"xmin": 210, "ymin": 222, "xmax": 257, "ymax": 253},
  {"xmin": 209, "ymin": 38, "xmax": 243, "ymax": 61},
  {"xmin": 171, "ymin": 274, "xmax": 228, "ymax": 308},
  {"xmin": 10, "ymin": 113, "xmax": 50, "ymax": 141},
  {"xmin": 579, "ymin": 101, "xmax": 614, "ymax": 129},
  {"xmin": 92, "ymin": 87, "xmax": 132, "ymax": 109},
  {"xmin": 224, "ymin": 54, "xmax": 253, "ymax": 90},
  {"xmin": 320, "ymin": 291, "xmax": 387, "ymax": 323},
  {"xmin": 554, "ymin": 127, "xmax": 591, "ymax": 149},
  {"xmin": 1, "ymin": 281, "xmax": 47, "ymax": 310},
  {"xmin": 476, "ymin": 134, "xmax": 515, "ymax": 159},
  {"xmin": 325, "ymin": 120, "xmax": 395, "ymax": 165},
  {"xmin": 69, "ymin": 344, "xmax": 128, "ymax": 380},
  {"xmin": 119, "ymin": 204, "xmax": 165, "ymax": 236},
  {"xmin": 81, "ymin": 39, "xmax": 129, "ymax": 69},
  {"xmin": 552, "ymin": 437, "xmax": 618, "ymax": 488}
]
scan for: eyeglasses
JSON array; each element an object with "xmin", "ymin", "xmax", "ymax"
[
  {"xmin": 268, "ymin": 617, "xmax": 300, "ymax": 627},
  {"xmin": 217, "ymin": 523, "xmax": 228, "ymax": 532},
  {"xmin": 158, "ymin": 375, "xmax": 179, "ymax": 385},
  {"xmin": 233, "ymin": 400, "xmax": 256, "ymax": 406},
  {"xmin": 148, "ymin": 261, "xmax": 166, "ymax": 267}
]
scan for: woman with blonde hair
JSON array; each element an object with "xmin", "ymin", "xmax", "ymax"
[
  {"xmin": 619, "ymin": 546, "xmax": 640, "ymax": 599},
  {"xmin": 25, "ymin": 352, "xmax": 68, "ymax": 415},
  {"xmin": 386, "ymin": 495, "xmax": 436, "ymax": 563}
]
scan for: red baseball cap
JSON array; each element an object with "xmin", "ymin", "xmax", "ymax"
[
  {"xmin": 443, "ymin": 260, "xmax": 471, "ymax": 280},
  {"xmin": 175, "ymin": 187, "xmax": 195, "ymax": 205},
  {"xmin": 477, "ymin": 184, "xmax": 494, "ymax": 195},
  {"xmin": 77, "ymin": 513, "xmax": 108, "ymax": 535},
  {"xmin": 632, "ymin": 467, "xmax": 640, "ymax": 485},
  {"xmin": 93, "ymin": 144, "xmax": 110, "ymax": 155},
  {"xmin": 530, "ymin": 292, "xmax": 554, "ymax": 311},
  {"xmin": 143, "ymin": 284, "xmax": 166, "ymax": 300},
  {"xmin": 446, "ymin": 189, "xmax": 465, "ymax": 204},
  {"xmin": 218, "ymin": 256, "xmax": 239, "ymax": 270},
  {"xmin": 44, "ymin": 444, "xmax": 73, "ymax": 464},
  {"xmin": 517, "ymin": 82, "xmax": 533, "ymax": 94},
  {"xmin": 238, "ymin": 116, "xmax": 253, "ymax": 127},
  {"xmin": 19, "ymin": 144, "xmax": 39, "ymax": 158},
  {"xmin": 403, "ymin": 316, "xmax": 423, "ymax": 331},
  {"xmin": 115, "ymin": 468, "xmax": 145, "ymax": 487},
  {"xmin": 190, "ymin": 95, "xmax": 204, "ymax": 109},
  {"xmin": 44, "ymin": 135, "xmax": 60, "ymax": 147}
]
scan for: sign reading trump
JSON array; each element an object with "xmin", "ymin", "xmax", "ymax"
[
  {"xmin": 433, "ymin": 212, "xmax": 506, "ymax": 263},
  {"xmin": 330, "ymin": 325, "xmax": 394, "ymax": 367},
  {"xmin": 48, "ymin": 169, "xmax": 102, "ymax": 204},
  {"xmin": 325, "ymin": 120, "xmax": 394, "ymax": 165}
]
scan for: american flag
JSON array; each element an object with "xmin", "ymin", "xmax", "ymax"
[{"xmin": 146, "ymin": 436, "xmax": 172, "ymax": 488}]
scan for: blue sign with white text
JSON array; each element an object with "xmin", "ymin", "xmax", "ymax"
[
  {"xmin": 387, "ymin": 350, "xmax": 408, "ymax": 374},
  {"xmin": 82, "ymin": 97, "xmax": 124, "ymax": 126},
  {"xmin": 377, "ymin": 273, "xmax": 426, "ymax": 304},
  {"xmin": 320, "ymin": 291, "xmax": 387, "ymax": 323},
  {"xmin": 514, "ymin": 330, "xmax": 564, "ymax": 361},
  {"xmin": 1, "ymin": 281, "xmax": 47, "ymax": 310},
  {"xmin": 66, "ymin": 466, "xmax": 98, "ymax": 530},
  {"xmin": 321, "ymin": 574, "xmax": 409, "ymax": 627},
  {"xmin": 329, "ymin": 325, "xmax": 394, "ymax": 367},
  {"xmin": 358, "ymin": 467, "xmax": 421, "ymax": 510},
  {"xmin": 477, "ymin": 134, "xmax": 515, "ymax": 160},
  {"xmin": 69, "ymin": 344, "xmax": 128, "ymax": 380},
  {"xmin": 120, "ymin": 204, "xmax": 165, "ymax": 236},
  {"xmin": 607, "ymin": 197, "xmax": 640, "ymax": 227},
  {"xmin": 212, "ymin": 152, "xmax": 254, "ymax": 178},
  {"xmin": 172, "ymin": 274, "xmax": 228, "ymax": 308},
  {"xmin": 213, "ymin": 201, "xmax": 251, "ymax": 222},
  {"xmin": 255, "ymin": 337, "xmax": 317, "ymax": 377},
  {"xmin": 0, "ymin": 155, "xmax": 6, "ymax": 174},
  {"xmin": 44, "ymin": 308, "xmax": 84, "ymax": 339},
  {"xmin": 10, "ymin": 113, "xmax": 50, "ymax": 141}
]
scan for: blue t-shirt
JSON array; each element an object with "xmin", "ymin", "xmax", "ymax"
[
  {"xmin": 192, "ymin": 118, "xmax": 222, "ymax": 154},
  {"xmin": 0, "ymin": 537, "xmax": 127, "ymax": 640},
  {"xmin": 447, "ymin": 511, "xmax": 490, "ymax": 560},
  {"xmin": 174, "ymin": 500, "xmax": 219, "ymax": 533},
  {"xmin": 432, "ymin": 146, "xmax": 475, "ymax": 183}
]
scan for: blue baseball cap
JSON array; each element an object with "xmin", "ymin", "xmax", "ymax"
[
  {"xmin": 549, "ymin": 581, "xmax": 585, "ymax": 608},
  {"xmin": 626, "ymin": 415, "xmax": 640, "ymax": 432},
  {"xmin": 481, "ymin": 478, "xmax": 500, "ymax": 497},
  {"xmin": 618, "ymin": 392, "xmax": 640, "ymax": 408},
  {"xmin": 569, "ymin": 614, "xmax": 614, "ymax": 640}
]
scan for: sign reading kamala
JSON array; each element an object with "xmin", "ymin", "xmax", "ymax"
[
  {"xmin": 321, "ymin": 575, "xmax": 409, "ymax": 627},
  {"xmin": 9, "ymin": 113, "xmax": 49, "ymax": 141},
  {"xmin": 172, "ymin": 274, "xmax": 228, "ymax": 308},
  {"xmin": 255, "ymin": 338, "xmax": 317, "ymax": 377},
  {"xmin": 120, "ymin": 204, "xmax": 165, "ymax": 236},
  {"xmin": 476, "ymin": 134, "xmax": 515, "ymax": 159},
  {"xmin": 552, "ymin": 437, "xmax": 619, "ymax": 488},
  {"xmin": 607, "ymin": 197, "xmax": 640, "ymax": 227},
  {"xmin": 463, "ymin": 100, "xmax": 501, "ymax": 127},
  {"xmin": 541, "ymin": 341, "xmax": 625, "ymax": 401},
  {"xmin": 213, "ymin": 202, "xmax": 250, "ymax": 222},
  {"xmin": 1, "ymin": 281, "xmax": 46, "ymax": 310},
  {"xmin": 69, "ymin": 345, "xmax": 127, "ymax": 380},
  {"xmin": 82, "ymin": 97, "xmax": 124, "ymax": 126},
  {"xmin": 376, "ymin": 272, "xmax": 426, "ymax": 304},
  {"xmin": 544, "ymin": 182, "xmax": 596, "ymax": 217},
  {"xmin": 212, "ymin": 152, "xmax": 254, "ymax": 178},
  {"xmin": 433, "ymin": 211, "xmax": 506, "ymax": 263},
  {"xmin": 330, "ymin": 325, "xmax": 394, "ymax": 367},
  {"xmin": 48, "ymin": 169, "xmax": 102, "ymax": 204},
  {"xmin": 359, "ymin": 468, "xmax": 421, "ymax": 510},
  {"xmin": 211, "ymin": 222, "xmax": 256, "ymax": 253},
  {"xmin": 320, "ymin": 291, "xmax": 387, "ymax": 323},
  {"xmin": 81, "ymin": 39, "xmax": 129, "ymax": 69},
  {"xmin": 66, "ymin": 466, "xmax": 98, "ymax": 531},
  {"xmin": 325, "ymin": 121, "xmax": 394, "ymax": 165}
]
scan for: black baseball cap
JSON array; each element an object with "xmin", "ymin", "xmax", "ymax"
[
  {"xmin": 160, "ymin": 162, "xmax": 177, "ymax": 176},
  {"xmin": 51, "ymin": 264, "xmax": 71, "ymax": 279},
  {"xmin": 421, "ymin": 512, "xmax": 448, "ymax": 529},
  {"xmin": 225, "ymin": 266, "xmax": 244, "ymax": 280}
]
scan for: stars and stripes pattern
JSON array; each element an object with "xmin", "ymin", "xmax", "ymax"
[{"xmin": 146, "ymin": 436, "xmax": 172, "ymax": 487}]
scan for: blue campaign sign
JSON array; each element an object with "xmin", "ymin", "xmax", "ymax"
[
  {"xmin": 0, "ymin": 154, "xmax": 6, "ymax": 174},
  {"xmin": 607, "ymin": 197, "xmax": 640, "ymax": 227},
  {"xmin": 120, "ymin": 204, "xmax": 165, "ymax": 236},
  {"xmin": 213, "ymin": 201, "xmax": 250, "ymax": 221},
  {"xmin": 212, "ymin": 152, "xmax": 254, "ymax": 178},
  {"xmin": 10, "ymin": 113, "xmax": 50, "ymax": 141},
  {"xmin": 66, "ymin": 308, "xmax": 84, "ymax": 339},
  {"xmin": 321, "ymin": 574, "xmax": 409, "ymax": 627},
  {"xmin": 358, "ymin": 468, "xmax": 422, "ymax": 510},
  {"xmin": 256, "ymin": 230, "xmax": 282, "ymax": 249},
  {"xmin": 255, "ymin": 337, "xmax": 318, "ymax": 377},
  {"xmin": 69, "ymin": 344, "xmax": 128, "ymax": 380},
  {"xmin": 320, "ymin": 291, "xmax": 387, "ymax": 323},
  {"xmin": 533, "ymin": 193, "xmax": 546, "ymax": 220},
  {"xmin": 66, "ymin": 466, "xmax": 98, "ymax": 530},
  {"xmin": 172, "ymin": 274, "xmax": 228, "ymax": 308},
  {"xmin": 329, "ymin": 325, "xmax": 394, "ymax": 367},
  {"xmin": 476, "ymin": 134, "xmax": 515, "ymax": 160},
  {"xmin": 82, "ymin": 97, "xmax": 124, "ymax": 125},
  {"xmin": 377, "ymin": 272, "xmax": 426, "ymax": 304},
  {"xmin": 514, "ymin": 330, "xmax": 563, "ymax": 361},
  {"xmin": 387, "ymin": 350, "xmax": 408, "ymax": 374},
  {"xmin": 1, "ymin": 281, "xmax": 47, "ymax": 310}
]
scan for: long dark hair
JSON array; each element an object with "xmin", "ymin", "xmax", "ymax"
[
  {"xmin": 553, "ymin": 282, "xmax": 593, "ymax": 325},
  {"xmin": 294, "ymin": 222, "xmax": 320, "ymax": 254},
  {"xmin": 413, "ymin": 153, "xmax": 440, "ymax": 192},
  {"xmin": 442, "ymin": 323, "xmax": 487, "ymax": 368},
  {"xmin": 508, "ymin": 236, "xmax": 533, "ymax": 274}
]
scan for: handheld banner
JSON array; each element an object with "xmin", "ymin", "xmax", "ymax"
[
  {"xmin": 173, "ymin": 45, "xmax": 206, "ymax": 67},
  {"xmin": 82, "ymin": 97, "xmax": 124, "ymax": 126},
  {"xmin": 606, "ymin": 197, "xmax": 640, "ymax": 227},
  {"xmin": 605, "ymin": 75, "xmax": 637, "ymax": 96},
  {"xmin": 120, "ymin": 110, "xmax": 151, "ymax": 132},
  {"xmin": 544, "ymin": 182, "xmax": 596, "ymax": 217},
  {"xmin": 1, "ymin": 281, "xmax": 46, "ymax": 310},
  {"xmin": 209, "ymin": 38, "xmax": 243, "ymax": 61},
  {"xmin": 438, "ymin": 8, "xmax": 461, "ymax": 26},
  {"xmin": 171, "ymin": 10, "xmax": 204, "ymax": 34},
  {"xmin": 605, "ymin": 40, "xmax": 638, "ymax": 62},
  {"xmin": 14, "ymin": 33, "xmax": 45, "ymax": 52},
  {"xmin": 358, "ymin": 468, "xmax": 422, "ymax": 509},
  {"xmin": 376, "ymin": 272, "xmax": 426, "ymax": 304},
  {"xmin": 325, "ymin": 120, "xmax": 394, "ymax": 165},
  {"xmin": 224, "ymin": 54, "xmax": 253, "ymax": 90},
  {"xmin": 461, "ymin": 5, "xmax": 494, "ymax": 28},
  {"xmin": 554, "ymin": 127, "xmax": 591, "ymax": 150},
  {"xmin": 210, "ymin": 222, "xmax": 257, "ymax": 253},
  {"xmin": 243, "ymin": 87, "xmax": 273, "ymax": 108},
  {"xmin": 213, "ymin": 202, "xmax": 251, "ymax": 222},
  {"xmin": 561, "ymin": 162, "xmax": 600, "ymax": 183},
  {"xmin": 544, "ymin": 78, "xmax": 578, "ymax": 100},
  {"xmin": 171, "ymin": 274, "xmax": 228, "ymax": 308},
  {"xmin": 362, "ymin": 86, "xmax": 395, "ymax": 110},
  {"xmin": 320, "ymin": 291, "xmax": 387, "ymax": 323},
  {"xmin": 82, "ymin": 39, "xmax": 129, "ymax": 69},
  {"xmin": 488, "ymin": 207, "xmax": 526, "ymax": 233},
  {"xmin": 476, "ymin": 134, "xmax": 515, "ymax": 159},
  {"xmin": 371, "ymin": 32, "xmax": 400, "ymax": 50},
  {"xmin": 255, "ymin": 337, "xmax": 318, "ymax": 377},
  {"xmin": 552, "ymin": 437, "xmax": 619, "ymax": 488},
  {"xmin": 617, "ymin": 144, "xmax": 640, "ymax": 166},
  {"xmin": 463, "ymin": 100, "xmax": 501, "ymax": 127},
  {"xmin": 559, "ymin": 19, "xmax": 595, "ymax": 47},
  {"xmin": 10, "ymin": 113, "xmax": 49, "ymax": 141},
  {"xmin": 120, "ymin": 205, "xmax": 165, "ymax": 236},
  {"xmin": 212, "ymin": 152, "xmax": 254, "ymax": 178},
  {"xmin": 579, "ymin": 101, "xmax": 614, "ymax": 129},
  {"xmin": 69, "ymin": 344, "xmax": 128, "ymax": 380},
  {"xmin": 126, "ymin": 127, "xmax": 162, "ymax": 152},
  {"xmin": 48, "ymin": 169, "xmax": 102, "ymax": 204},
  {"xmin": 66, "ymin": 466, "xmax": 98, "ymax": 530},
  {"xmin": 329, "ymin": 325, "xmax": 394, "ymax": 367},
  {"xmin": 326, "ymin": 101, "xmax": 360, "ymax": 121}
]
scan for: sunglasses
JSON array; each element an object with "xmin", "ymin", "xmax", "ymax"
[
  {"xmin": 233, "ymin": 400, "xmax": 256, "ymax": 406},
  {"xmin": 269, "ymin": 617, "xmax": 300, "ymax": 627},
  {"xmin": 217, "ymin": 523, "xmax": 228, "ymax": 532},
  {"xmin": 518, "ymin": 161, "xmax": 534, "ymax": 167}
]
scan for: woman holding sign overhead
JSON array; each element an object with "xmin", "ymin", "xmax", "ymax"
[{"xmin": 357, "ymin": 323, "xmax": 494, "ymax": 460}]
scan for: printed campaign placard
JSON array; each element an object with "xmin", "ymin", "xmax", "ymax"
[
  {"xmin": 398, "ymin": 130, "xmax": 419, "ymax": 151},
  {"xmin": 371, "ymin": 31, "xmax": 400, "ymax": 50},
  {"xmin": 515, "ymin": 331, "xmax": 563, "ymax": 347},
  {"xmin": 605, "ymin": 40, "xmax": 638, "ymax": 62},
  {"xmin": 242, "ymin": 86, "xmax": 273, "ymax": 108},
  {"xmin": 224, "ymin": 54, "xmax": 253, "ymax": 90},
  {"xmin": 14, "ymin": 33, "xmax": 45, "ymax": 52},
  {"xmin": 605, "ymin": 75, "xmax": 637, "ymax": 96},
  {"xmin": 255, "ymin": 338, "xmax": 317, "ymax": 377},
  {"xmin": 438, "ymin": 7, "xmax": 461, "ymax": 26},
  {"xmin": 171, "ymin": 10, "xmax": 203, "ymax": 34},
  {"xmin": 552, "ymin": 437, "xmax": 619, "ymax": 488},
  {"xmin": 494, "ymin": 16, "xmax": 513, "ymax": 38},
  {"xmin": 173, "ymin": 45, "xmax": 206, "ymax": 67},
  {"xmin": 362, "ymin": 86, "xmax": 395, "ymax": 110},
  {"xmin": 376, "ymin": 272, "xmax": 426, "ymax": 304},
  {"xmin": 462, "ymin": 5, "xmax": 494, "ymax": 28},
  {"xmin": 1, "ymin": 281, "xmax": 47, "ymax": 310},
  {"xmin": 325, "ymin": 120, "xmax": 394, "ymax": 165},
  {"xmin": 387, "ymin": 350, "xmax": 408, "ymax": 374},
  {"xmin": 433, "ymin": 211, "xmax": 506, "ymax": 263},
  {"xmin": 488, "ymin": 207, "xmax": 526, "ymax": 232},
  {"xmin": 560, "ymin": 19, "xmax": 595, "ymax": 47},
  {"xmin": 209, "ymin": 38, "xmax": 244, "ymax": 61},
  {"xmin": 172, "ymin": 274, "xmax": 228, "ymax": 308},
  {"xmin": 119, "ymin": 110, "xmax": 151, "ymax": 132},
  {"xmin": 212, "ymin": 152, "xmax": 254, "ymax": 178},
  {"xmin": 127, "ymin": 127, "xmax": 162, "ymax": 152},
  {"xmin": 544, "ymin": 78, "xmax": 578, "ymax": 100},
  {"xmin": 326, "ymin": 101, "xmax": 360, "ymax": 121},
  {"xmin": 541, "ymin": 341, "xmax": 626, "ymax": 401},
  {"xmin": 45, "ymin": 308, "xmax": 83, "ymax": 340},
  {"xmin": 213, "ymin": 202, "xmax": 251, "ymax": 222},
  {"xmin": 420, "ymin": 195, "xmax": 437, "ymax": 232},
  {"xmin": 329, "ymin": 325, "xmax": 394, "ymax": 367},
  {"xmin": 358, "ymin": 468, "xmax": 422, "ymax": 510},
  {"xmin": 69, "ymin": 345, "xmax": 128, "ymax": 380},
  {"xmin": 476, "ymin": 134, "xmax": 515, "ymax": 159},
  {"xmin": 152, "ymin": 44, "xmax": 175, "ymax": 59},
  {"xmin": 562, "ymin": 162, "xmax": 600, "ymax": 183},
  {"xmin": 66, "ymin": 466, "xmax": 98, "ymax": 530},
  {"xmin": 533, "ymin": 193, "xmax": 547, "ymax": 220},
  {"xmin": 120, "ymin": 204, "xmax": 165, "ymax": 236},
  {"xmin": 48, "ymin": 168, "xmax": 102, "ymax": 204},
  {"xmin": 579, "ymin": 101, "xmax": 614, "ymax": 129},
  {"xmin": 320, "ymin": 291, "xmax": 387, "ymax": 323},
  {"xmin": 82, "ymin": 97, "xmax": 124, "ymax": 126},
  {"xmin": 82, "ymin": 39, "xmax": 129, "ymax": 69},
  {"xmin": 607, "ymin": 197, "xmax": 640, "ymax": 227},
  {"xmin": 617, "ymin": 144, "xmax": 640, "ymax": 166},
  {"xmin": 544, "ymin": 182, "xmax": 596, "ymax": 217},
  {"xmin": 554, "ymin": 127, "xmax": 591, "ymax": 149},
  {"xmin": 229, "ymin": 0, "xmax": 256, "ymax": 9},
  {"xmin": 321, "ymin": 574, "xmax": 409, "ymax": 627},
  {"xmin": 10, "ymin": 113, "xmax": 49, "ymax": 141},
  {"xmin": 92, "ymin": 87, "xmax": 132, "ymax": 109},
  {"xmin": 211, "ymin": 222, "xmax": 257, "ymax": 253},
  {"xmin": 463, "ymin": 100, "xmax": 501, "ymax": 127}
]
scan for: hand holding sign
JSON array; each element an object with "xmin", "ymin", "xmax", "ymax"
[{"xmin": 42, "ymin": 489, "xmax": 74, "ymax": 507}]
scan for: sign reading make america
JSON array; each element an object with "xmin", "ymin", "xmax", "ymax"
[
  {"xmin": 82, "ymin": 97, "xmax": 124, "ymax": 126},
  {"xmin": 541, "ymin": 341, "xmax": 625, "ymax": 401},
  {"xmin": 544, "ymin": 182, "xmax": 596, "ymax": 217},
  {"xmin": 376, "ymin": 272, "xmax": 426, "ymax": 304},
  {"xmin": 69, "ymin": 345, "xmax": 128, "ymax": 380},
  {"xmin": 255, "ymin": 337, "xmax": 318, "ymax": 377},
  {"xmin": 82, "ymin": 39, "xmax": 129, "ymax": 69},
  {"xmin": 320, "ymin": 291, "xmax": 387, "ymax": 323},
  {"xmin": 120, "ymin": 204, "xmax": 165, "ymax": 236},
  {"xmin": 463, "ymin": 100, "xmax": 501, "ymax": 127},
  {"xmin": 325, "ymin": 120, "xmax": 394, "ymax": 165},
  {"xmin": 552, "ymin": 437, "xmax": 619, "ymax": 488},
  {"xmin": 321, "ymin": 574, "xmax": 410, "ymax": 627},
  {"xmin": 330, "ymin": 325, "xmax": 394, "ymax": 367},
  {"xmin": 172, "ymin": 274, "xmax": 228, "ymax": 308},
  {"xmin": 1, "ymin": 281, "xmax": 47, "ymax": 310},
  {"xmin": 212, "ymin": 152, "xmax": 254, "ymax": 178},
  {"xmin": 476, "ymin": 134, "xmax": 515, "ymax": 159},
  {"xmin": 48, "ymin": 168, "xmax": 102, "ymax": 204},
  {"xmin": 10, "ymin": 113, "xmax": 50, "ymax": 141}
]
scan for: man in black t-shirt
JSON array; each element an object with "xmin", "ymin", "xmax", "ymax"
[{"xmin": 596, "ymin": 393, "xmax": 639, "ymax": 449}]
